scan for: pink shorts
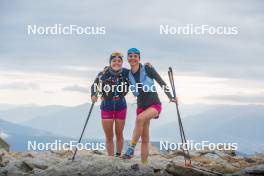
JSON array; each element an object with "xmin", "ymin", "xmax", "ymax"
[
  {"xmin": 101, "ymin": 109, "xmax": 127, "ymax": 120},
  {"xmin": 136, "ymin": 104, "xmax": 162, "ymax": 119}
]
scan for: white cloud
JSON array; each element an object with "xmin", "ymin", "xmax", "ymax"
[
  {"xmin": 0, "ymin": 132, "xmax": 9, "ymax": 139},
  {"xmin": 0, "ymin": 0, "xmax": 263, "ymax": 105},
  {"xmin": 62, "ymin": 84, "xmax": 88, "ymax": 93},
  {"xmin": 205, "ymin": 92, "xmax": 264, "ymax": 105},
  {"xmin": 0, "ymin": 82, "xmax": 40, "ymax": 90}
]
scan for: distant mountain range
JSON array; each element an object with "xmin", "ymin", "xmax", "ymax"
[
  {"xmin": 0, "ymin": 103, "xmax": 263, "ymax": 154},
  {"xmin": 0, "ymin": 119, "xmax": 67, "ymax": 151},
  {"xmin": 0, "ymin": 104, "xmax": 67, "ymax": 123},
  {"xmin": 151, "ymin": 104, "xmax": 264, "ymax": 154}
]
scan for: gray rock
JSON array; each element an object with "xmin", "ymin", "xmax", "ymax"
[
  {"xmin": 0, "ymin": 138, "xmax": 9, "ymax": 152},
  {"xmin": 228, "ymin": 164, "xmax": 264, "ymax": 176},
  {"xmin": 166, "ymin": 162, "xmax": 216, "ymax": 176},
  {"xmin": 1, "ymin": 147, "xmax": 264, "ymax": 176}
]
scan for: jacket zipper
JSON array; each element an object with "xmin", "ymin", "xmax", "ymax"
[{"xmin": 113, "ymin": 76, "xmax": 117, "ymax": 118}]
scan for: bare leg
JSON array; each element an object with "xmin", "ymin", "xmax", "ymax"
[
  {"xmin": 102, "ymin": 119, "xmax": 114, "ymax": 156},
  {"xmin": 132, "ymin": 107, "xmax": 158, "ymax": 143},
  {"xmin": 122, "ymin": 107, "xmax": 158, "ymax": 159},
  {"xmin": 141, "ymin": 119, "xmax": 150, "ymax": 162},
  {"xmin": 115, "ymin": 119, "xmax": 125, "ymax": 154}
]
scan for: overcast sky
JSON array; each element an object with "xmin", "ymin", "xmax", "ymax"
[{"xmin": 0, "ymin": 0, "xmax": 264, "ymax": 106}]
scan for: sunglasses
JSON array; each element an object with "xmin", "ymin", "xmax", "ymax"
[
  {"xmin": 128, "ymin": 54, "xmax": 139, "ymax": 59},
  {"xmin": 111, "ymin": 52, "xmax": 123, "ymax": 58}
]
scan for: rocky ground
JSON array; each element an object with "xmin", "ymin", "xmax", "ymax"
[{"xmin": 1, "ymin": 144, "xmax": 264, "ymax": 176}]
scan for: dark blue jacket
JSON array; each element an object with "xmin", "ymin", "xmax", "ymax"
[{"xmin": 91, "ymin": 67, "xmax": 129, "ymax": 111}]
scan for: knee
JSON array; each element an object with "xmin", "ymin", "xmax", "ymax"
[
  {"xmin": 115, "ymin": 131, "xmax": 124, "ymax": 140},
  {"xmin": 136, "ymin": 115, "xmax": 144, "ymax": 125},
  {"xmin": 105, "ymin": 133, "xmax": 113, "ymax": 143}
]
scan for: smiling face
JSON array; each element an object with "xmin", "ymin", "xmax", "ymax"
[
  {"xmin": 110, "ymin": 57, "xmax": 123, "ymax": 71},
  {"xmin": 127, "ymin": 53, "xmax": 140, "ymax": 66}
]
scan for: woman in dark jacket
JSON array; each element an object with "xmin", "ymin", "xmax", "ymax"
[{"xmin": 122, "ymin": 48, "xmax": 176, "ymax": 164}]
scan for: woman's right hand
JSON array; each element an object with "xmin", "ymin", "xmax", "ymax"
[
  {"xmin": 91, "ymin": 95, "xmax": 98, "ymax": 103},
  {"xmin": 170, "ymin": 97, "xmax": 178, "ymax": 104}
]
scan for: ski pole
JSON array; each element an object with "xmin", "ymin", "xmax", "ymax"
[
  {"xmin": 71, "ymin": 67, "xmax": 109, "ymax": 161},
  {"xmin": 169, "ymin": 68, "xmax": 191, "ymax": 166},
  {"xmin": 168, "ymin": 69, "xmax": 185, "ymax": 148},
  {"xmin": 168, "ymin": 68, "xmax": 187, "ymax": 160},
  {"xmin": 72, "ymin": 98, "xmax": 96, "ymax": 161},
  {"xmin": 168, "ymin": 69, "xmax": 190, "ymax": 166},
  {"xmin": 168, "ymin": 67, "xmax": 191, "ymax": 166},
  {"xmin": 169, "ymin": 68, "xmax": 187, "ymax": 142},
  {"xmin": 170, "ymin": 68, "xmax": 191, "ymax": 166}
]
